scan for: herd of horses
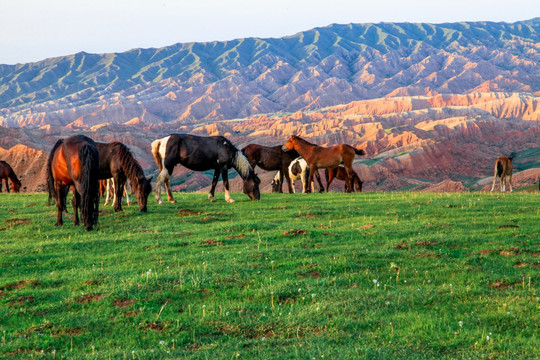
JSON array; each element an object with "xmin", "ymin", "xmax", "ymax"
[{"xmin": 0, "ymin": 133, "xmax": 517, "ymax": 231}]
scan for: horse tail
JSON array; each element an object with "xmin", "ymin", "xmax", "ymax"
[
  {"xmin": 354, "ymin": 148, "xmax": 366, "ymax": 156},
  {"xmin": 79, "ymin": 143, "xmax": 100, "ymax": 230},
  {"xmin": 151, "ymin": 139, "xmax": 163, "ymax": 172},
  {"xmin": 46, "ymin": 139, "xmax": 64, "ymax": 206}
]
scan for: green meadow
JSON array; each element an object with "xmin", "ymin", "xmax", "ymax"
[{"xmin": 0, "ymin": 191, "xmax": 538, "ymax": 359}]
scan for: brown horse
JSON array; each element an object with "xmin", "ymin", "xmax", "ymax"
[
  {"xmin": 490, "ymin": 156, "xmax": 513, "ymax": 192},
  {"xmin": 46, "ymin": 135, "xmax": 100, "ymax": 231},
  {"xmin": 325, "ymin": 166, "xmax": 363, "ymax": 192},
  {"xmin": 96, "ymin": 141, "xmax": 152, "ymax": 212},
  {"xmin": 242, "ymin": 144, "xmax": 299, "ymax": 193},
  {"xmin": 0, "ymin": 161, "xmax": 21, "ymax": 193},
  {"xmin": 282, "ymin": 135, "xmax": 365, "ymax": 193}
]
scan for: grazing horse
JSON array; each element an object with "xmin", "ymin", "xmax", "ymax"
[
  {"xmin": 282, "ymin": 135, "xmax": 365, "ymax": 193},
  {"xmin": 0, "ymin": 161, "xmax": 21, "ymax": 193},
  {"xmin": 325, "ymin": 166, "xmax": 363, "ymax": 192},
  {"xmin": 490, "ymin": 156, "xmax": 513, "ymax": 192},
  {"xmin": 152, "ymin": 134, "xmax": 260, "ymax": 203},
  {"xmin": 242, "ymin": 144, "xmax": 299, "ymax": 193},
  {"xmin": 46, "ymin": 135, "xmax": 100, "ymax": 231},
  {"xmin": 271, "ymin": 157, "xmax": 314, "ymax": 193},
  {"xmin": 96, "ymin": 142, "xmax": 152, "ymax": 212}
]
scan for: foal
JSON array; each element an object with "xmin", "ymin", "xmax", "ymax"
[{"xmin": 490, "ymin": 156, "xmax": 513, "ymax": 192}]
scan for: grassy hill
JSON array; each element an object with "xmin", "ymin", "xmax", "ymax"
[{"xmin": 0, "ymin": 192, "xmax": 538, "ymax": 359}]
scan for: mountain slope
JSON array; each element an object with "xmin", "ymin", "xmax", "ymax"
[{"xmin": 1, "ymin": 19, "xmax": 539, "ymax": 127}]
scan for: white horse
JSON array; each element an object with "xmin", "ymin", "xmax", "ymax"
[
  {"xmin": 271, "ymin": 158, "xmax": 314, "ymax": 193},
  {"xmin": 104, "ymin": 178, "xmax": 131, "ymax": 206}
]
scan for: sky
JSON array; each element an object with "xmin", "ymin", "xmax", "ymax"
[{"xmin": 0, "ymin": 0, "xmax": 538, "ymax": 65}]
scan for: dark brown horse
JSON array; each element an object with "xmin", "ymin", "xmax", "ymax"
[
  {"xmin": 325, "ymin": 166, "xmax": 363, "ymax": 192},
  {"xmin": 242, "ymin": 144, "xmax": 299, "ymax": 193},
  {"xmin": 152, "ymin": 134, "xmax": 260, "ymax": 203},
  {"xmin": 0, "ymin": 161, "xmax": 21, "ymax": 193},
  {"xmin": 490, "ymin": 156, "xmax": 513, "ymax": 192},
  {"xmin": 46, "ymin": 135, "xmax": 100, "ymax": 231},
  {"xmin": 282, "ymin": 135, "xmax": 365, "ymax": 193},
  {"xmin": 96, "ymin": 141, "xmax": 152, "ymax": 212}
]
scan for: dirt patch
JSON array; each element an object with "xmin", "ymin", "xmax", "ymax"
[
  {"xmin": 122, "ymin": 310, "xmax": 140, "ymax": 317},
  {"xmin": 499, "ymin": 250, "xmax": 517, "ymax": 256},
  {"xmin": 142, "ymin": 321, "xmax": 166, "ymax": 331},
  {"xmin": 9, "ymin": 295, "xmax": 35, "ymax": 306},
  {"xmin": 395, "ymin": 242, "xmax": 408, "ymax": 250},
  {"xmin": 113, "ymin": 298, "xmax": 137, "ymax": 309},
  {"xmin": 415, "ymin": 241, "xmax": 438, "ymax": 247},
  {"xmin": 359, "ymin": 224, "xmax": 375, "ymax": 230},
  {"xmin": 75, "ymin": 294, "xmax": 105, "ymax": 304},
  {"xmin": 478, "ymin": 249, "xmax": 493, "ymax": 255},
  {"xmin": 225, "ymin": 233, "xmax": 245, "ymax": 239},
  {"xmin": 25, "ymin": 203, "xmax": 37, "ymax": 207},
  {"xmin": 499, "ymin": 224, "xmax": 519, "ymax": 229},
  {"xmin": 415, "ymin": 252, "xmax": 441, "ymax": 258},
  {"xmin": 83, "ymin": 280, "xmax": 100, "ymax": 286},
  {"xmin": 297, "ymin": 212, "xmax": 317, "ymax": 218},
  {"xmin": 490, "ymin": 281, "xmax": 517, "ymax": 290},
  {"xmin": 514, "ymin": 262, "xmax": 528, "ymax": 268},
  {"xmin": 0, "ymin": 279, "xmax": 41, "ymax": 291},
  {"xmin": 178, "ymin": 209, "xmax": 203, "ymax": 217},
  {"xmin": 297, "ymin": 271, "xmax": 321, "ymax": 279},
  {"xmin": 3, "ymin": 218, "xmax": 32, "ymax": 227},
  {"xmin": 283, "ymin": 229, "xmax": 307, "ymax": 236},
  {"xmin": 200, "ymin": 239, "xmax": 224, "ymax": 246}
]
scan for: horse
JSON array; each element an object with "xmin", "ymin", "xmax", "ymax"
[
  {"xmin": 103, "ymin": 178, "xmax": 131, "ymax": 207},
  {"xmin": 282, "ymin": 135, "xmax": 365, "ymax": 193},
  {"xmin": 152, "ymin": 134, "xmax": 260, "ymax": 203},
  {"xmin": 490, "ymin": 156, "xmax": 513, "ymax": 192},
  {"xmin": 0, "ymin": 160, "xmax": 21, "ymax": 193},
  {"xmin": 325, "ymin": 166, "xmax": 363, "ymax": 192},
  {"xmin": 46, "ymin": 135, "xmax": 100, "ymax": 231},
  {"xmin": 271, "ymin": 157, "xmax": 314, "ymax": 193},
  {"xmin": 96, "ymin": 141, "xmax": 152, "ymax": 212},
  {"xmin": 242, "ymin": 144, "xmax": 299, "ymax": 193}
]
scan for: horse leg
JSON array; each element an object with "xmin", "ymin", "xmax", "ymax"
[
  {"xmin": 508, "ymin": 173, "xmax": 513, "ymax": 192},
  {"xmin": 326, "ymin": 170, "xmax": 334, "ymax": 192},
  {"xmin": 278, "ymin": 171, "xmax": 284, "ymax": 193},
  {"xmin": 500, "ymin": 174, "xmax": 506, "ymax": 192},
  {"xmin": 72, "ymin": 190, "xmax": 81, "ymax": 226},
  {"xmin": 312, "ymin": 168, "xmax": 325, "ymax": 193},
  {"xmin": 221, "ymin": 168, "xmax": 235, "ymax": 203},
  {"xmin": 4, "ymin": 178, "xmax": 9, "ymax": 193},
  {"xmin": 114, "ymin": 176, "xmax": 126, "ymax": 212},
  {"xmin": 164, "ymin": 177, "xmax": 176, "ymax": 204},
  {"xmin": 54, "ymin": 183, "xmax": 66, "ymax": 226},
  {"xmin": 0, "ymin": 179, "xmax": 3, "ymax": 192},
  {"xmin": 208, "ymin": 169, "xmax": 220, "ymax": 202},
  {"xmin": 104, "ymin": 179, "xmax": 111, "ymax": 205},
  {"xmin": 125, "ymin": 181, "xmax": 131, "ymax": 206},
  {"xmin": 344, "ymin": 167, "xmax": 353, "ymax": 193}
]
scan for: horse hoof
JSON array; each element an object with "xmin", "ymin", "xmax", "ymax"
[
  {"xmin": 170, "ymin": 199, "xmax": 177, "ymax": 204},
  {"xmin": 227, "ymin": 198, "xmax": 235, "ymax": 203}
]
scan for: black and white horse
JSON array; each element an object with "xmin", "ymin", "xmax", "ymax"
[
  {"xmin": 152, "ymin": 134, "xmax": 260, "ymax": 203},
  {"xmin": 271, "ymin": 158, "xmax": 314, "ymax": 193}
]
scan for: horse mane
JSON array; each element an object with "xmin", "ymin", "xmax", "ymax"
[
  {"xmin": 292, "ymin": 135, "xmax": 316, "ymax": 146},
  {"xmin": 112, "ymin": 142, "xmax": 146, "ymax": 192},
  {"xmin": 232, "ymin": 150, "xmax": 256, "ymax": 180},
  {"xmin": 46, "ymin": 139, "xmax": 65, "ymax": 204}
]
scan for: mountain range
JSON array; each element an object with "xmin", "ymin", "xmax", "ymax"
[{"xmin": 0, "ymin": 18, "xmax": 539, "ymax": 193}]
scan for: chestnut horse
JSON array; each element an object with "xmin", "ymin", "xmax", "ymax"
[
  {"xmin": 282, "ymin": 135, "xmax": 365, "ymax": 193},
  {"xmin": 490, "ymin": 156, "xmax": 513, "ymax": 192},
  {"xmin": 0, "ymin": 161, "xmax": 21, "ymax": 193},
  {"xmin": 242, "ymin": 144, "xmax": 299, "ymax": 193},
  {"xmin": 96, "ymin": 141, "xmax": 152, "ymax": 212},
  {"xmin": 325, "ymin": 166, "xmax": 363, "ymax": 192},
  {"xmin": 46, "ymin": 135, "xmax": 100, "ymax": 231},
  {"xmin": 152, "ymin": 134, "xmax": 260, "ymax": 203}
]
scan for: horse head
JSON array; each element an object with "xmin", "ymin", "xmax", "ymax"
[
  {"xmin": 281, "ymin": 136, "xmax": 297, "ymax": 152},
  {"xmin": 136, "ymin": 175, "xmax": 153, "ymax": 212},
  {"xmin": 243, "ymin": 172, "xmax": 261, "ymax": 200},
  {"xmin": 270, "ymin": 177, "xmax": 280, "ymax": 193},
  {"xmin": 12, "ymin": 178, "xmax": 22, "ymax": 193}
]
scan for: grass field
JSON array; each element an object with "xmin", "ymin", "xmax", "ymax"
[{"xmin": 0, "ymin": 191, "xmax": 538, "ymax": 359}]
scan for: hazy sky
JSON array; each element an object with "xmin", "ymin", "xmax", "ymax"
[{"xmin": 1, "ymin": 0, "xmax": 538, "ymax": 65}]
